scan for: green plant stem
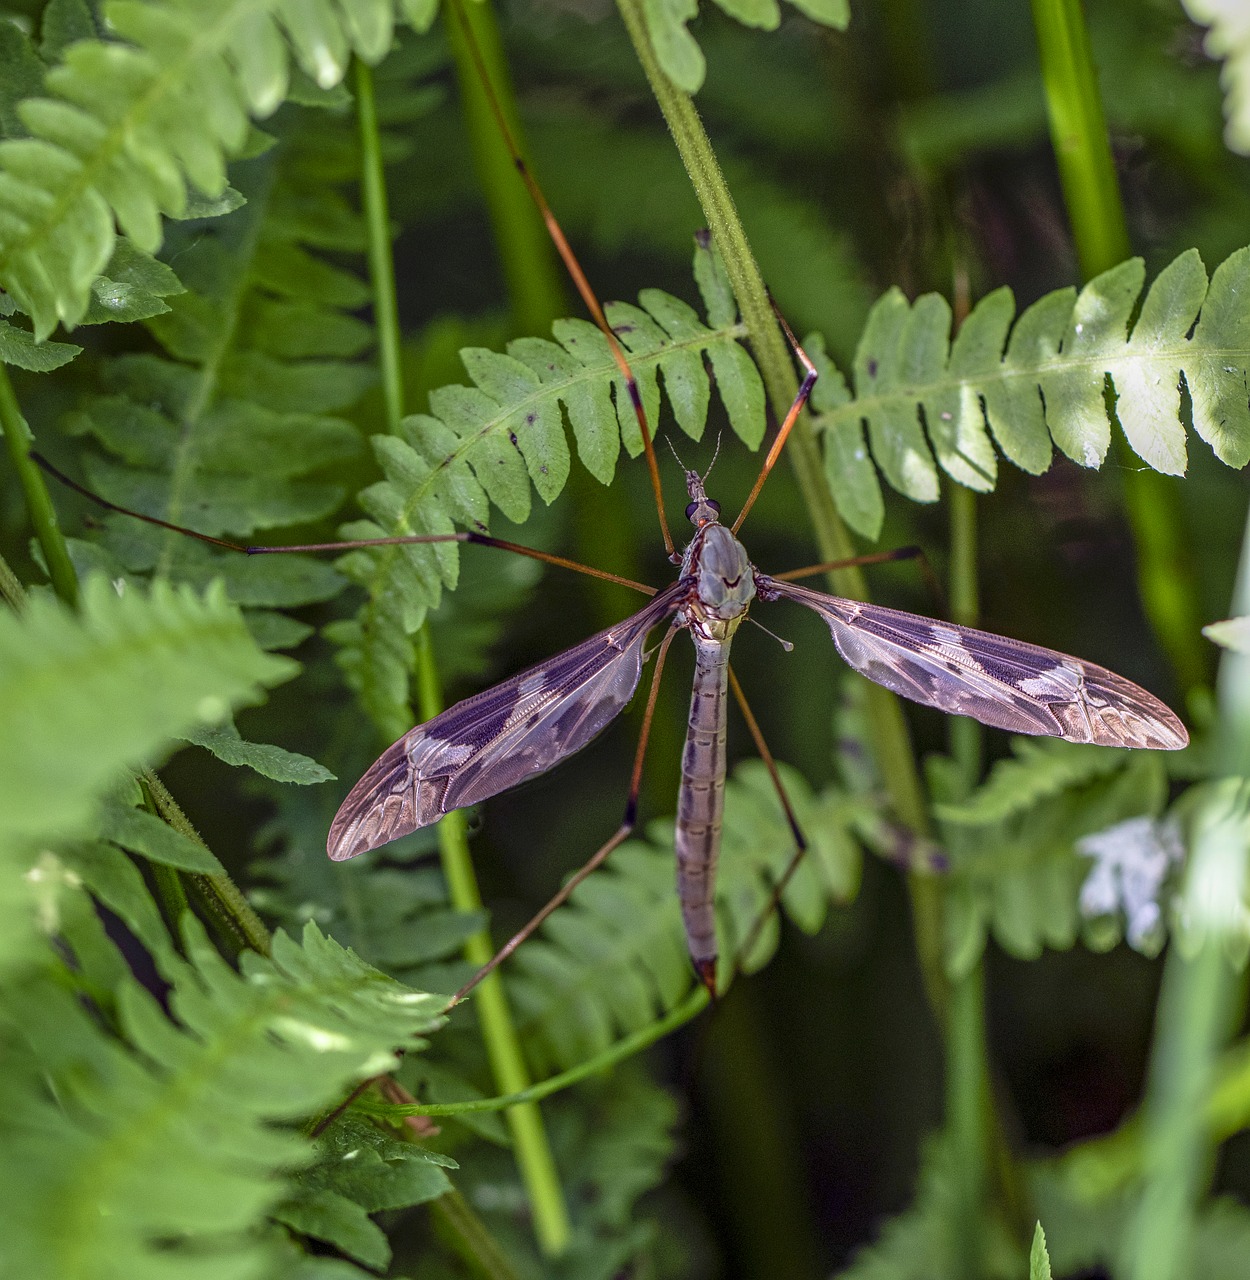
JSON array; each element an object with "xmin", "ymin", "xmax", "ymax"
[
  {"xmin": 944, "ymin": 482, "xmax": 991, "ymax": 1279},
  {"xmin": 362, "ymin": 985, "xmax": 709, "ymax": 1117},
  {"xmin": 946, "ymin": 959, "xmax": 989, "ymax": 1276},
  {"xmin": 355, "ymin": 61, "xmax": 404, "ymax": 428},
  {"xmin": 1029, "ymin": 0, "xmax": 1127, "ymax": 279},
  {"xmin": 1119, "ymin": 913, "xmax": 1242, "ymax": 1280},
  {"xmin": 612, "ymin": 0, "xmax": 944, "ymax": 1011},
  {"xmin": 355, "ymin": 67, "xmax": 571, "ymax": 1254},
  {"xmin": 1117, "ymin": 504, "xmax": 1250, "ymax": 1280},
  {"xmin": 444, "ymin": 0, "xmax": 564, "ymax": 338},
  {"xmin": 413, "ymin": 631, "xmax": 570, "ymax": 1256},
  {"xmin": 1029, "ymin": 0, "xmax": 1205, "ymax": 695},
  {"xmin": 0, "ymin": 365, "xmax": 79, "ymax": 606},
  {"xmin": 150, "ymin": 862, "xmax": 191, "ymax": 935}
]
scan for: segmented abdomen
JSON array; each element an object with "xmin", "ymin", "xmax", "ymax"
[{"xmin": 674, "ymin": 636, "xmax": 731, "ymax": 972}]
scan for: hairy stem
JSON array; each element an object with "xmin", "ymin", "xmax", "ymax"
[
  {"xmin": 614, "ymin": 0, "xmax": 942, "ymax": 1001},
  {"xmin": 1030, "ymin": 0, "xmax": 1205, "ymax": 694},
  {"xmin": 356, "ymin": 66, "xmax": 570, "ymax": 1253},
  {"xmin": 0, "ymin": 365, "xmax": 79, "ymax": 606}
]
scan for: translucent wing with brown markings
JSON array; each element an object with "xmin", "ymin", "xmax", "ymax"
[
  {"xmin": 757, "ymin": 576, "xmax": 1188, "ymax": 750},
  {"xmin": 327, "ymin": 581, "xmax": 688, "ymax": 860}
]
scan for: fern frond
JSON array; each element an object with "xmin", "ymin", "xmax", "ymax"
[
  {"xmin": 812, "ymin": 247, "xmax": 1250, "ymax": 539},
  {"xmin": 62, "ymin": 838, "xmax": 181, "ymax": 970},
  {"xmin": 249, "ymin": 779, "xmax": 480, "ymax": 993},
  {"xmin": 933, "ymin": 739, "xmax": 1129, "ymax": 828},
  {"xmin": 0, "ymin": 916, "xmax": 444, "ymax": 1280},
  {"xmin": 333, "ymin": 252, "xmax": 767, "ymax": 738},
  {"xmin": 0, "ymin": 574, "xmax": 293, "ymax": 854},
  {"xmin": 0, "ymin": 572, "xmax": 291, "ymax": 981},
  {"xmin": 65, "ymin": 141, "xmax": 369, "ymax": 651},
  {"xmin": 0, "ymin": 0, "xmax": 410, "ymax": 336},
  {"xmin": 274, "ymin": 1114, "xmax": 453, "ymax": 1270}
]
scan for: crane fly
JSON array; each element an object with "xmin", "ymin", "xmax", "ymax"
[
  {"xmin": 32, "ymin": 0, "xmax": 1190, "ymax": 998},
  {"xmin": 42, "ymin": 424, "xmax": 1188, "ymax": 991},
  {"xmin": 319, "ymin": 448, "xmax": 1187, "ymax": 990}
]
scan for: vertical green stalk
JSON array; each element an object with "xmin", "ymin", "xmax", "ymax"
[
  {"xmin": 355, "ymin": 61, "xmax": 570, "ymax": 1256},
  {"xmin": 414, "ymin": 634, "xmax": 571, "ymax": 1256},
  {"xmin": 444, "ymin": 0, "xmax": 564, "ymax": 338},
  {"xmin": 0, "ymin": 365, "xmax": 79, "ymax": 606},
  {"xmin": 1119, "ymin": 505, "xmax": 1250, "ymax": 1280},
  {"xmin": 945, "ymin": 959, "xmax": 990, "ymax": 1276},
  {"xmin": 945, "ymin": 483, "xmax": 990, "ymax": 1279},
  {"xmin": 1029, "ymin": 0, "xmax": 1205, "ymax": 693},
  {"xmin": 612, "ymin": 0, "xmax": 938, "ymax": 976},
  {"xmin": 355, "ymin": 60, "xmax": 404, "ymax": 429},
  {"xmin": 1030, "ymin": 0, "xmax": 1128, "ymax": 279}
]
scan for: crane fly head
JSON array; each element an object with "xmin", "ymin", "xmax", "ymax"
[{"xmin": 683, "ymin": 470, "xmax": 721, "ymax": 529}]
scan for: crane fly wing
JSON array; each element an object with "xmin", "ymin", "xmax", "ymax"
[
  {"xmin": 758, "ymin": 577, "xmax": 1187, "ymax": 750},
  {"xmin": 327, "ymin": 581, "xmax": 688, "ymax": 860}
]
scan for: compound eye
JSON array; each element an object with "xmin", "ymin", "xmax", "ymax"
[{"xmin": 685, "ymin": 497, "xmax": 721, "ymax": 522}]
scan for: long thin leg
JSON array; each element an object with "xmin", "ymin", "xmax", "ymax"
[
  {"xmin": 32, "ymin": 451, "xmax": 657, "ymax": 595},
  {"xmin": 725, "ymin": 665, "xmax": 810, "ymax": 982},
  {"xmin": 448, "ymin": 622, "xmax": 682, "ymax": 1007},
  {"xmin": 444, "ymin": 0, "xmax": 675, "ymax": 558},
  {"xmin": 772, "ymin": 544, "xmax": 946, "ymax": 614},
  {"xmin": 731, "ymin": 302, "xmax": 818, "ymax": 535}
]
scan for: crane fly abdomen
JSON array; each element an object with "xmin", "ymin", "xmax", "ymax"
[
  {"xmin": 674, "ymin": 637, "xmax": 733, "ymax": 985},
  {"xmin": 670, "ymin": 478, "xmax": 756, "ymax": 984}
]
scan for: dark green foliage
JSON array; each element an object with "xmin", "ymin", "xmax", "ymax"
[{"xmin": 4, "ymin": 0, "xmax": 1250, "ymax": 1276}]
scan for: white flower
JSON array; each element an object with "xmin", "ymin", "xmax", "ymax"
[{"xmin": 1077, "ymin": 816, "xmax": 1184, "ymax": 953}]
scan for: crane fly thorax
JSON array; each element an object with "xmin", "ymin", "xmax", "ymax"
[{"xmin": 677, "ymin": 521, "xmax": 756, "ymax": 643}]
